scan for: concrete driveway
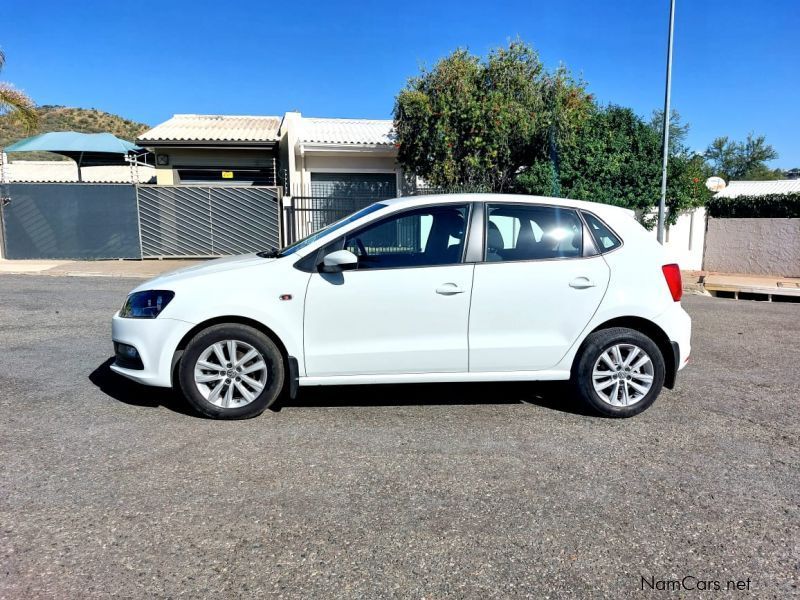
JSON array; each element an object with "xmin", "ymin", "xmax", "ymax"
[{"xmin": 0, "ymin": 275, "xmax": 797, "ymax": 598}]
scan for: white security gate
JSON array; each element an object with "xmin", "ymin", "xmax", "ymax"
[{"xmin": 136, "ymin": 185, "xmax": 281, "ymax": 257}]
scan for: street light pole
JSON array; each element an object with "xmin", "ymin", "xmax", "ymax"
[{"xmin": 657, "ymin": 0, "xmax": 676, "ymax": 244}]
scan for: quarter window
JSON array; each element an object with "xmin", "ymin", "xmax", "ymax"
[
  {"xmin": 582, "ymin": 211, "xmax": 622, "ymax": 252},
  {"xmin": 485, "ymin": 204, "xmax": 583, "ymax": 261},
  {"xmin": 343, "ymin": 205, "xmax": 469, "ymax": 269}
]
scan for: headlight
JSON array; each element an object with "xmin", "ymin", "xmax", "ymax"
[{"xmin": 119, "ymin": 290, "xmax": 175, "ymax": 319}]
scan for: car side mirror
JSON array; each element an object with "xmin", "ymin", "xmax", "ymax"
[{"xmin": 320, "ymin": 249, "xmax": 358, "ymax": 273}]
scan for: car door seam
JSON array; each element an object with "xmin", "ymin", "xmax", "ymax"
[
  {"xmin": 300, "ymin": 271, "xmax": 314, "ymax": 377},
  {"xmin": 466, "ymin": 263, "xmax": 477, "ymax": 372}
]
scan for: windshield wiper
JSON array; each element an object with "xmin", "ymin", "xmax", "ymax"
[{"xmin": 257, "ymin": 247, "xmax": 281, "ymax": 258}]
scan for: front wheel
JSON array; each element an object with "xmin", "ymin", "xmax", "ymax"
[
  {"xmin": 572, "ymin": 327, "xmax": 665, "ymax": 418},
  {"xmin": 178, "ymin": 323, "xmax": 285, "ymax": 419}
]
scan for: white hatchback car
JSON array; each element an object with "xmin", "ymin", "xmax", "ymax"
[{"xmin": 111, "ymin": 194, "xmax": 691, "ymax": 419}]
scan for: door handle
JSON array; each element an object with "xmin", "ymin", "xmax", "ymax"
[
  {"xmin": 569, "ymin": 277, "xmax": 596, "ymax": 289},
  {"xmin": 435, "ymin": 283, "xmax": 466, "ymax": 295}
]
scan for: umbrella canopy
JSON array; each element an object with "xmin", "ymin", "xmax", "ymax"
[
  {"xmin": 5, "ymin": 132, "xmax": 147, "ymax": 179},
  {"xmin": 6, "ymin": 131, "xmax": 142, "ymax": 154},
  {"xmin": 6, "ymin": 131, "xmax": 143, "ymax": 162}
]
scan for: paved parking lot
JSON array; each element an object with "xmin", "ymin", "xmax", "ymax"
[{"xmin": 1, "ymin": 274, "xmax": 798, "ymax": 598}]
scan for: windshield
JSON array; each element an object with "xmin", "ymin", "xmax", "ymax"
[{"xmin": 278, "ymin": 203, "xmax": 387, "ymax": 256}]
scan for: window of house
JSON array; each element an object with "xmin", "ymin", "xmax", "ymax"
[
  {"xmin": 176, "ymin": 168, "xmax": 274, "ymax": 186},
  {"xmin": 485, "ymin": 204, "xmax": 583, "ymax": 261}
]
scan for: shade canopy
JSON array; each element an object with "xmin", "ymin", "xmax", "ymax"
[
  {"xmin": 4, "ymin": 131, "xmax": 149, "ymax": 181},
  {"xmin": 5, "ymin": 131, "xmax": 144, "ymax": 167}
]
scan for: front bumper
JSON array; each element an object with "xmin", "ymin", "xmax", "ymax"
[{"xmin": 110, "ymin": 312, "xmax": 196, "ymax": 387}]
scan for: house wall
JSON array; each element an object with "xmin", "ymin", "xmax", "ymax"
[
  {"xmin": 299, "ymin": 153, "xmax": 401, "ymax": 194},
  {"xmin": 279, "ymin": 112, "xmax": 300, "ymax": 191},
  {"xmin": 5, "ymin": 160, "xmax": 156, "ymax": 184},
  {"xmin": 704, "ymin": 218, "xmax": 800, "ymax": 277},
  {"xmin": 152, "ymin": 148, "xmax": 278, "ymax": 185},
  {"xmin": 641, "ymin": 207, "xmax": 706, "ymax": 271}
]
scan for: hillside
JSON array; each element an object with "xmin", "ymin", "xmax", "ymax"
[{"xmin": 0, "ymin": 106, "xmax": 149, "ymax": 160}]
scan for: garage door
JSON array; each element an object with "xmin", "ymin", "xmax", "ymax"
[{"xmin": 310, "ymin": 173, "xmax": 397, "ymax": 199}]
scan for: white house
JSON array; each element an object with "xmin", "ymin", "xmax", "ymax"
[
  {"xmin": 136, "ymin": 112, "xmax": 403, "ymax": 198},
  {"xmin": 279, "ymin": 112, "xmax": 402, "ymax": 198},
  {"xmin": 136, "ymin": 114, "xmax": 282, "ymax": 186}
]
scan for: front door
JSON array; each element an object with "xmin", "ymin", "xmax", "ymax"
[
  {"xmin": 469, "ymin": 203, "xmax": 610, "ymax": 371},
  {"xmin": 304, "ymin": 204, "xmax": 473, "ymax": 377}
]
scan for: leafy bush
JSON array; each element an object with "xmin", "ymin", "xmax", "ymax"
[
  {"xmin": 394, "ymin": 42, "xmax": 710, "ymax": 227},
  {"xmin": 706, "ymin": 193, "xmax": 800, "ymax": 218},
  {"xmin": 393, "ymin": 41, "xmax": 592, "ymax": 192},
  {"xmin": 514, "ymin": 106, "xmax": 710, "ymax": 226}
]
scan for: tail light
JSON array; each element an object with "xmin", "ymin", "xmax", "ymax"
[{"xmin": 662, "ymin": 263, "xmax": 682, "ymax": 302}]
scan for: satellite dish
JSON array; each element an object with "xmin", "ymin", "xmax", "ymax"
[{"xmin": 705, "ymin": 176, "xmax": 727, "ymax": 192}]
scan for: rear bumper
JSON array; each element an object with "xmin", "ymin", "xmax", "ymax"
[
  {"xmin": 658, "ymin": 303, "xmax": 691, "ymax": 389},
  {"xmin": 665, "ymin": 341, "xmax": 681, "ymax": 389}
]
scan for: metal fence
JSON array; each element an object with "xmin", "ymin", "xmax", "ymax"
[
  {"xmin": 0, "ymin": 183, "xmax": 141, "ymax": 259},
  {"xmin": 0, "ymin": 183, "xmax": 282, "ymax": 260},
  {"xmin": 136, "ymin": 186, "xmax": 281, "ymax": 257},
  {"xmin": 285, "ymin": 195, "xmax": 383, "ymax": 243}
]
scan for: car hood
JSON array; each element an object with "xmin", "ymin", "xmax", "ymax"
[{"xmin": 131, "ymin": 253, "xmax": 276, "ymax": 292}]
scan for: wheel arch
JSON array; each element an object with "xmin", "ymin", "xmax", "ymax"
[
  {"xmin": 170, "ymin": 316, "xmax": 290, "ymax": 386},
  {"xmin": 573, "ymin": 316, "xmax": 677, "ymax": 389}
]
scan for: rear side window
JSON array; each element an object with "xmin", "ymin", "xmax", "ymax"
[
  {"xmin": 581, "ymin": 212, "xmax": 622, "ymax": 252},
  {"xmin": 485, "ymin": 204, "xmax": 583, "ymax": 262}
]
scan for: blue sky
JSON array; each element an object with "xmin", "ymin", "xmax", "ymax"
[{"xmin": 3, "ymin": 0, "xmax": 798, "ymax": 166}]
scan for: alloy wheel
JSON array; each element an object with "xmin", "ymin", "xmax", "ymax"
[
  {"xmin": 193, "ymin": 339, "xmax": 268, "ymax": 408},
  {"xmin": 591, "ymin": 343, "xmax": 654, "ymax": 407}
]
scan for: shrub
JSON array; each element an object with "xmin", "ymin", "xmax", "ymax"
[{"xmin": 706, "ymin": 193, "xmax": 800, "ymax": 218}]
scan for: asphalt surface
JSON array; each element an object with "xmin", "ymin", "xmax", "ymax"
[{"xmin": 0, "ymin": 275, "xmax": 798, "ymax": 599}]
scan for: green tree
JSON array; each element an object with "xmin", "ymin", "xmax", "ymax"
[
  {"xmin": 394, "ymin": 41, "xmax": 708, "ymax": 225},
  {"xmin": 518, "ymin": 106, "xmax": 660, "ymax": 210},
  {"xmin": 649, "ymin": 109, "xmax": 710, "ymax": 222},
  {"xmin": 649, "ymin": 109, "xmax": 690, "ymax": 155},
  {"xmin": 0, "ymin": 49, "xmax": 38, "ymax": 133},
  {"xmin": 517, "ymin": 105, "xmax": 709, "ymax": 225},
  {"xmin": 704, "ymin": 133, "xmax": 780, "ymax": 180},
  {"xmin": 393, "ymin": 41, "xmax": 591, "ymax": 192}
]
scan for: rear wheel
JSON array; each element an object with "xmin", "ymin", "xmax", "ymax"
[
  {"xmin": 573, "ymin": 327, "xmax": 665, "ymax": 417},
  {"xmin": 178, "ymin": 323, "xmax": 284, "ymax": 419}
]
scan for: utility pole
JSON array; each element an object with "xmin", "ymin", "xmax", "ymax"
[{"xmin": 657, "ymin": 0, "xmax": 676, "ymax": 244}]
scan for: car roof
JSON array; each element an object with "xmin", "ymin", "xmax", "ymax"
[{"xmin": 382, "ymin": 193, "xmax": 635, "ymax": 221}]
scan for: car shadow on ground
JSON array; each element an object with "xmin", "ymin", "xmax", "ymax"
[
  {"xmin": 90, "ymin": 358, "xmax": 595, "ymax": 418},
  {"xmin": 89, "ymin": 358, "xmax": 196, "ymax": 417},
  {"xmin": 283, "ymin": 381, "xmax": 595, "ymax": 416}
]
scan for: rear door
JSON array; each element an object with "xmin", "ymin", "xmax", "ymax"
[{"xmin": 468, "ymin": 203, "xmax": 610, "ymax": 371}]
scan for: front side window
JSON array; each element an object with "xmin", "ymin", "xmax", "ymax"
[
  {"xmin": 485, "ymin": 204, "xmax": 583, "ymax": 261},
  {"xmin": 279, "ymin": 203, "xmax": 387, "ymax": 257},
  {"xmin": 342, "ymin": 204, "xmax": 469, "ymax": 269}
]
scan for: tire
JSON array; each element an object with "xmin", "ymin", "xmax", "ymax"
[
  {"xmin": 572, "ymin": 327, "xmax": 665, "ymax": 418},
  {"xmin": 177, "ymin": 323, "xmax": 285, "ymax": 419}
]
